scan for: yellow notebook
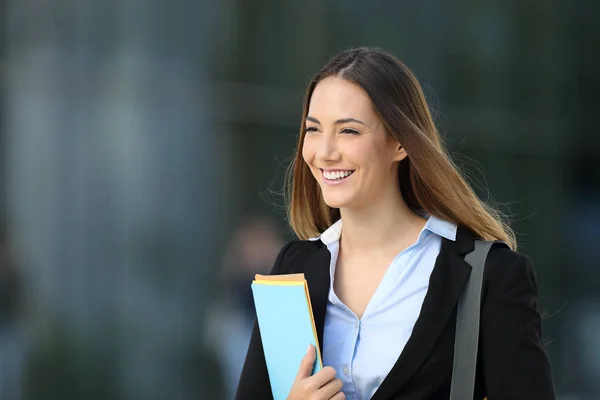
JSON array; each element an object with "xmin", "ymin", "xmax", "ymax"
[{"xmin": 251, "ymin": 273, "xmax": 323, "ymax": 399}]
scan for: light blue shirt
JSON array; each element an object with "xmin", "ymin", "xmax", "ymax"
[{"xmin": 318, "ymin": 215, "xmax": 458, "ymax": 400}]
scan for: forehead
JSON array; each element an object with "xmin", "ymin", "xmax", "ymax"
[{"xmin": 308, "ymin": 77, "xmax": 375, "ymax": 121}]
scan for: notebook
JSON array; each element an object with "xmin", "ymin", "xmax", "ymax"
[{"xmin": 251, "ymin": 273, "xmax": 323, "ymax": 400}]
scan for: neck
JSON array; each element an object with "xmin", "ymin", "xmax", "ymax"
[{"xmin": 339, "ymin": 190, "xmax": 426, "ymax": 255}]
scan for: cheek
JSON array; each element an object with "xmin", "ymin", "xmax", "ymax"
[
  {"xmin": 371, "ymin": 142, "xmax": 396, "ymax": 169},
  {"xmin": 348, "ymin": 144, "xmax": 380, "ymax": 168},
  {"xmin": 301, "ymin": 137, "xmax": 315, "ymax": 164}
]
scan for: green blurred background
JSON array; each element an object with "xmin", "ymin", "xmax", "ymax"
[{"xmin": 0, "ymin": 0, "xmax": 598, "ymax": 399}]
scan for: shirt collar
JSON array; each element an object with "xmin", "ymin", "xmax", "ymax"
[{"xmin": 312, "ymin": 214, "xmax": 457, "ymax": 246}]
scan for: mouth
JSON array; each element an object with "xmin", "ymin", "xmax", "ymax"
[{"xmin": 320, "ymin": 169, "xmax": 355, "ymax": 184}]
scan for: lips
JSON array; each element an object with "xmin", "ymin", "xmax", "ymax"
[
  {"xmin": 321, "ymin": 169, "xmax": 355, "ymax": 183},
  {"xmin": 323, "ymin": 170, "xmax": 353, "ymax": 180}
]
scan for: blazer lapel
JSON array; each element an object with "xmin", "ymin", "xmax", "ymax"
[
  {"xmin": 302, "ymin": 242, "xmax": 332, "ymax": 352},
  {"xmin": 371, "ymin": 228, "xmax": 475, "ymax": 400}
]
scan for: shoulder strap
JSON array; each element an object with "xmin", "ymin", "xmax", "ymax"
[{"xmin": 449, "ymin": 240, "xmax": 495, "ymax": 400}]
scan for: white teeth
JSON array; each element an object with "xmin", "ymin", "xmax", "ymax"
[{"xmin": 323, "ymin": 170, "xmax": 353, "ymax": 180}]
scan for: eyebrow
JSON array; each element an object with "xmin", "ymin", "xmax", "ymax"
[{"xmin": 306, "ymin": 116, "xmax": 366, "ymax": 126}]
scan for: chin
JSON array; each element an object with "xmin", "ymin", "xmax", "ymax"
[{"xmin": 321, "ymin": 193, "xmax": 355, "ymax": 210}]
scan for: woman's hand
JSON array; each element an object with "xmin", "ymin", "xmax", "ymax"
[{"xmin": 287, "ymin": 344, "xmax": 345, "ymax": 400}]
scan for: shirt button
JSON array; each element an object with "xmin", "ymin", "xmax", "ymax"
[
  {"xmin": 343, "ymin": 365, "xmax": 350, "ymax": 376},
  {"xmin": 355, "ymin": 321, "xmax": 359, "ymax": 329}
]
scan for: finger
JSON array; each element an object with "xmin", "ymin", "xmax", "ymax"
[
  {"xmin": 329, "ymin": 391, "xmax": 346, "ymax": 400},
  {"xmin": 308, "ymin": 366, "xmax": 336, "ymax": 388},
  {"xmin": 315, "ymin": 374, "xmax": 343, "ymax": 399},
  {"xmin": 294, "ymin": 344, "xmax": 316, "ymax": 381},
  {"xmin": 317, "ymin": 377, "xmax": 343, "ymax": 398}
]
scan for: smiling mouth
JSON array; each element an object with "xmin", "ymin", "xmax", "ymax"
[{"xmin": 321, "ymin": 169, "xmax": 355, "ymax": 182}]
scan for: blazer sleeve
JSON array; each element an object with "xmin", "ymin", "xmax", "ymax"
[
  {"xmin": 480, "ymin": 248, "xmax": 556, "ymax": 399},
  {"xmin": 235, "ymin": 240, "xmax": 297, "ymax": 400}
]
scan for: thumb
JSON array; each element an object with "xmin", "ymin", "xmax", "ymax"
[{"xmin": 295, "ymin": 344, "xmax": 316, "ymax": 381}]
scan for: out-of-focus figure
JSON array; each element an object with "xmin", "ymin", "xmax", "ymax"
[
  {"xmin": 205, "ymin": 215, "xmax": 284, "ymax": 399},
  {"xmin": 0, "ymin": 231, "xmax": 25, "ymax": 400}
]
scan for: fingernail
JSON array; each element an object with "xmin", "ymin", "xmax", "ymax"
[{"xmin": 307, "ymin": 344, "xmax": 311, "ymax": 354}]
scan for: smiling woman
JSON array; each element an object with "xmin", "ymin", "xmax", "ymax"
[
  {"xmin": 236, "ymin": 47, "xmax": 556, "ymax": 400},
  {"xmin": 302, "ymin": 76, "xmax": 407, "ymax": 213},
  {"xmin": 287, "ymin": 49, "xmax": 516, "ymax": 251}
]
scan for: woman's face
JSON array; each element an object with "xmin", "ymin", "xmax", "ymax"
[{"xmin": 302, "ymin": 77, "xmax": 407, "ymax": 211}]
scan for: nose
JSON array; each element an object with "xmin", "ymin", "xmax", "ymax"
[{"xmin": 315, "ymin": 133, "xmax": 341, "ymax": 163}]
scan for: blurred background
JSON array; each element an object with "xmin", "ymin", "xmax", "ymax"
[{"xmin": 0, "ymin": 0, "xmax": 598, "ymax": 399}]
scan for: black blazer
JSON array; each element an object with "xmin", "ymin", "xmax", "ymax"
[{"xmin": 236, "ymin": 227, "xmax": 556, "ymax": 400}]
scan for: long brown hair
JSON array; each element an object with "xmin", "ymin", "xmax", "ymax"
[{"xmin": 285, "ymin": 47, "xmax": 517, "ymax": 250}]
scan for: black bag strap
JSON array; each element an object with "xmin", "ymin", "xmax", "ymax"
[{"xmin": 449, "ymin": 240, "xmax": 496, "ymax": 400}]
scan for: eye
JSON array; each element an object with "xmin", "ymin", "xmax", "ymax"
[
  {"xmin": 341, "ymin": 128, "xmax": 359, "ymax": 135},
  {"xmin": 305, "ymin": 126, "xmax": 318, "ymax": 133}
]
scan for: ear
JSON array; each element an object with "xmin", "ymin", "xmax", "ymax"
[{"xmin": 393, "ymin": 143, "xmax": 408, "ymax": 162}]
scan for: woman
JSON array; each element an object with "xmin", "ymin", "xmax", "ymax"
[{"xmin": 236, "ymin": 47, "xmax": 556, "ymax": 400}]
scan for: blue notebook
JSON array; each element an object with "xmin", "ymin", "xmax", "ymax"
[{"xmin": 251, "ymin": 273, "xmax": 323, "ymax": 400}]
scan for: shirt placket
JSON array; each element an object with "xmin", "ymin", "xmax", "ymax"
[{"xmin": 341, "ymin": 313, "xmax": 361, "ymax": 400}]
